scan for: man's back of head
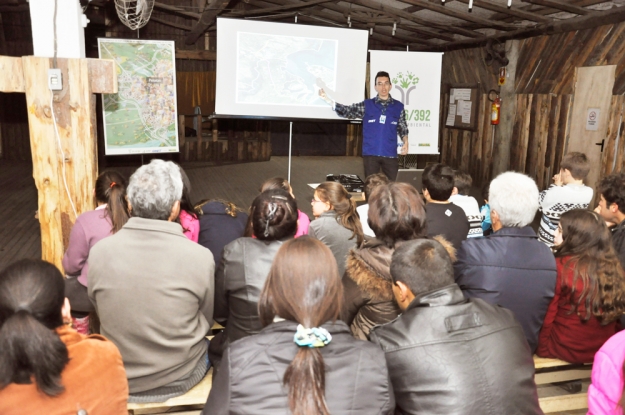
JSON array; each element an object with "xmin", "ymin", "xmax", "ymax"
[
  {"xmin": 561, "ymin": 152, "xmax": 590, "ymax": 182},
  {"xmin": 422, "ymin": 163, "xmax": 454, "ymax": 202},
  {"xmin": 489, "ymin": 171, "xmax": 539, "ymax": 229},
  {"xmin": 372, "ymin": 238, "xmax": 541, "ymax": 415}
]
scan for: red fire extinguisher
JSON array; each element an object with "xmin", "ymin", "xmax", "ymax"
[{"xmin": 490, "ymin": 91, "xmax": 501, "ymax": 125}]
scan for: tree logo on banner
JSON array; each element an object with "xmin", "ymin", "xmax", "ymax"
[{"xmin": 392, "ymin": 71, "xmax": 419, "ymax": 105}]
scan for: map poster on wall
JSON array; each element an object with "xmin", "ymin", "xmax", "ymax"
[{"xmin": 98, "ymin": 39, "xmax": 179, "ymax": 155}]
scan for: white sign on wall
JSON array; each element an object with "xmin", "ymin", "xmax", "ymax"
[
  {"xmin": 369, "ymin": 51, "xmax": 443, "ymax": 155},
  {"xmin": 586, "ymin": 108, "xmax": 601, "ymax": 131}
]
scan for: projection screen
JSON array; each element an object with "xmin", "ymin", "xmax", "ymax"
[{"xmin": 216, "ymin": 18, "xmax": 369, "ymax": 120}]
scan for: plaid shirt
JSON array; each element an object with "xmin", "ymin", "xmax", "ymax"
[{"xmin": 334, "ymin": 94, "xmax": 409, "ymax": 139}]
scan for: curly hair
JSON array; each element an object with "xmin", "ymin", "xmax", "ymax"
[
  {"xmin": 597, "ymin": 173, "xmax": 625, "ymax": 214},
  {"xmin": 553, "ymin": 209, "xmax": 625, "ymax": 324}
]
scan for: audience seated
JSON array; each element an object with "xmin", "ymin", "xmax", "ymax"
[
  {"xmin": 343, "ymin": 182, "xmax": 455, "ymax": 340},
  {"xmin": 538, "ymin": 152, "xmax": 593, "ymax": 246},
  {"xmin": 88, "ymin": 159, "xmax": 215, "ymax": 402},
  {"xmin": 454, "ymin": 171, "xmax": 556, "ymax": 352},
  {"xmin": 537, "ymin": 209, "xmax": 625, "ymax": 363},
  {"xmin": 0, "ymin": 259, "xmax": 128, "ymax": 414},
  {"xmin": 62, "ymin": 170, "xmax": 129, "ymax": 333},
  {"xmin": 370, "ymin": 239, "xmax": 541, "ymax": 415},
  {"xmin": 260, "ymin": 177, "xmax": 310, "ymax": 237},
  {"xmin": 196, "ymin": 199, "xmax": 248, "ymax": 267},
  {"xmin": 309, "ymin": 181, "xmax": 364, "ymax": 276},
  {"xmin": 596, "ymin": 173, "xmax": 625, "ymax": 268},
  {"xmin": 178, "ymin": 165, "xmax": 202, "ymax": 242},
  {"xmin": 210, "ymin": 189, "xmax": 298, "ymax": 365},
  {"xmin": 203, "ymin": 237, "xmax": 394, "ymax": 415},
  {"xmin": 449, "ymin": 169, "xmax": 483, "ymax": 238},
  {"xmin": 588, "ymin": 330, "xmax": 625, "ymax": 414},
  {"xmin": 358, "ymin": 173, "xmax": 390, "ymax": 237},
  {"xmin": 422, "ymin": 163, "xmax": 469, "ymax": 251}
]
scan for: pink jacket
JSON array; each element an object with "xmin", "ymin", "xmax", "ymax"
[
  {"xmin": 295, "ymin": 209, "xmax": 310, "ymax": 238},
  {"xmin": 588, "ymin": 330, "xmax": 625, "ymax": 415},
  {"xmin": 180, "ymin": 210, "xmax": 200, "ymax": 243}
]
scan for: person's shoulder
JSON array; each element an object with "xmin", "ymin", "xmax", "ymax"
[{"xmin": 72, "ymin": 333, "xmax": 124, "ymax": 360}]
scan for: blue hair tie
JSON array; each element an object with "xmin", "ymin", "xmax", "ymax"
[{"xmin": 294, "ymin": 324, "xmax": 332, "ymax": 348}]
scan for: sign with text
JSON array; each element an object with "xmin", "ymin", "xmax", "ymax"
[
  {"xmin": 586, "ymin": 108, "xmax": 600, "ymax": 131},
  {"xmin": 370, "ymin": 50, "xmax": 443, "ymax": 155}
]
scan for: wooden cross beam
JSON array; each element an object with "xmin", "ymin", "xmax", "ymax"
[{"xmin": 0, "ymin": 55, "xmax": 117, "ymax": 271}]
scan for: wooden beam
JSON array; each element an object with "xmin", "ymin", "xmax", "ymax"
[
  {"xmin": 185, "ymin": 0, "xmax": 230, "ymax": 45},
  {"xmin": 153, "ymin": 2, "xmax": 201, "ymax": 19},
  {"xmin": 395, "ymin": 0, "xmax": 518, "ymax": 31},
  {"xmin": 175, "ymin": 49, "xmax": 217, "ymax": 60},
  {"xmin": 455, "ymin": 0, "xmax": 552, "ymax": 23},
  {"xmin": 424, "ymin": 6, "xmax": 625, "ymax": 51},
  {"xmin": 150, "ymin": 16, "xmax": 194, "ymax": 31},
  {"xmin": 87, "ymin": 59, "xmax": 118, "ymax": 94},
  {"xmin": 521, "ymin": 0, "xmax": 590, "ymax": 15},
  {"xmin": 491, "ymin": 0, "xmax": 604, "ymax": 22},
  {"xmin": 228, "ymin": 0, "xmax": 334, "ymax": 17},
  {"xmin": 0, "ymin": 56, "xmax": 24, "ymax": 92}
]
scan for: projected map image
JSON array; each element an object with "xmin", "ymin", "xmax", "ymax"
[
  {"xmin": 99, "ymin": 39, "xmax": 178, "ymax": 155},
  {"xmin": 236, "ymin": 33, "xmax": 337, "ymax": 106}
]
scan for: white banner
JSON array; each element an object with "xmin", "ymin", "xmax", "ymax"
[{"xmin": 369, "ymin": 51, "xmax": 443, "ymax": 155}]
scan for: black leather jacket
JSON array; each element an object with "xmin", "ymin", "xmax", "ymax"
[
  {"xmin": 370, "ymin": 284, "xmax": 543, "ymax": 415},
  {"xmin": 203, "ymin": 320, "xmax": 395, "ymax": 415}
]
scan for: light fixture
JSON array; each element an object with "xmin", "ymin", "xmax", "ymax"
[
  {"xmin": 392, "ymin": 22, "xmax": 396, "ymax": 36},
  {"xmin": 348, "ymin": 15, "xmax": 351, "ymax": 27},
  {"xmin": 370, "ymin": 27, "xmax": 373, "ymax": 35},
  {"xmin": 295, "ymin": 14, "xmax": 297, "ymax": 23},
  {"xmin": 468, "ymin": 0, "xmax": 473, "ymax": 11},
  {"xmin": 508, "ymin": 0, "xmax": 512, "ymax": 7}
]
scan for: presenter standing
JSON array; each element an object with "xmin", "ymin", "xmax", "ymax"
[{"xmin": 319, "ymin": 71, "xmax": 408, "ymax": 181}]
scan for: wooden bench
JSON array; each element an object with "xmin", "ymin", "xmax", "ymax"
[
  {"xmin": 534, "ymin": 355, "xmax": 591, "ymax": 414},
  {"xmin": 127, "ymin": 368, "xmax": 213, "ymax": 415}
]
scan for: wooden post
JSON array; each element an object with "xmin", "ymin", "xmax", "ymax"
[
  {"xmin": 492, "ymin": 39, "xmax": 520, "ymax": 178},
  {"xmin": 0, "ymin": 55, "xmax": 117, "ymax": 271}
]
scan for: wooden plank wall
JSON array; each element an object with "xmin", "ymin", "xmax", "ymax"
[{"xmin": 602, "ymin": 95, "xmax": 625, "ymax": 177}]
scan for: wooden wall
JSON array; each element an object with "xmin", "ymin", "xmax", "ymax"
[{"xmin": 441, "ymin": 20, "xmax": 625, "ymax": 188}]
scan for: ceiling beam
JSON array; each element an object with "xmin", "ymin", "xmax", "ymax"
[
  {"xmin": 227, "ymin": 0, "xmax": 334, "ymax": 17},
  {"xmin": 153, "ymin": 2, "xmax": 200, "ymax": 19},
  {"xmin": 175, "ymin": 49, "xmax": 217, "ymax": 60},
  {"xmin": 185, "ymin": 0, "xmax": 231, "ymax": 45},
  {"xmin": 521, "ymin": 0, "xmax": 590, "ymax": 15},
  {"xmin": 455, "ymin": 0, "xmax": 552, "ymax": 23},
  {"xmin": 149, "ymin": 16, "xmax": 194, "ymax": 32},
  {"xmin": 394, "ymin": 0, "xmax": 519, "ymax": 31},
  {"xmin": 423, "ymin": 5, "xmax": 625, "ymax": 51},
  {"xmin": 489, "ymin": 0, "xmax": 602, "ymax": 22}
]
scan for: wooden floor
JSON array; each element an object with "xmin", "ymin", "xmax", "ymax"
[{"xmin": 0, "ymin": 156, "xmax": 364, "ymax": 270}]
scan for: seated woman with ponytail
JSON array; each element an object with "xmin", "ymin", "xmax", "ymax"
[
  {"xmin": 0, "ymin": 259, "xmax": 128, "ymax": 415},
  {"xmin": 62, "ymin": 170, "xmax": 129, "ymax": 334},
  {"xmin": 203, "ymin": 237, "xmax": 394, "ymax": 415},
  {"xmin": 210, "ymin": 189, "xmax": 298, "ymax": 365},
  {"xmin": 309, "ymin": 181, "xmax": 364, "ymax": 276}
]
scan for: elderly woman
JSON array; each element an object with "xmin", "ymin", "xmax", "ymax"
[
  {"xmin": 342, "ymin": 182, "xmax": 455, "ymax": 340},
  {"xmin": 88, "ymin": 159, "xmax": 215, "ymax": 403},
  {"xmin": 210, "ymin": 189, "xmax": 298, "ymax": 365},
  {"xmin": 454, "ymin": 171, "xmax": 557, "ymax": 353}
]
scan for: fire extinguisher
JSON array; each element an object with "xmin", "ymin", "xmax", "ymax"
[{"xmin": 489, "ymin": 89, "xmax": 501, "ymax": 125}]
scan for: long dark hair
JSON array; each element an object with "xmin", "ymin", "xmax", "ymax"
[
  {"xmin": 258, "ymin": 236, "xmax": 343, "ymax": 415},
  {"xmin": 94, "ymin": 171, "xmax": 130, "ymax": 233},
  {"xmin": 250, "ymin": 189, "xmax": 298, "ymax": 241},
  {"xmin": 178, "ymin": 166, "xmax": 202, "ymax": 219},
  {"xmin": 195, "ymin": 199, "xmax": 244, "ymax": 218},
  {"xmin": 0, "ymin": 259, "xmax": 69, "ymax": 396},
  {"xmin": 315, "ymin": 182, "xmax": 364, "ymax": 245},
  {"xmin": 554, "ymin": 209, "xmax": 625, "ymax": 323},
  {"xmin": 260, "ymin": 177, "xmax": 293, "ymax": 195}
]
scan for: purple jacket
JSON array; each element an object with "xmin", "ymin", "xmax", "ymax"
[
  {"xmin": 588, "ymin": 330, "xmax": 625, "ymax": 415},
  {"xmin": 62, "ymin": 207, "xmax": 112, "ymax": 286}
]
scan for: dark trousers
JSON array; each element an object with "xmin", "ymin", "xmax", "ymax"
[{"xmin": 363, "ymin": 156, "xmax": 399, "ymax": 181}]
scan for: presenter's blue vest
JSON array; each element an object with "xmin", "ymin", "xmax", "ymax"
[{"xmin": 362, "ymin": 98, "xmax": 404, "ymax": 158}]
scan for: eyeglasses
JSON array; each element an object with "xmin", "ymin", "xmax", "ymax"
[{"xmin": 311, "ymin": 198, "xmax": 324, "ymax": 204}]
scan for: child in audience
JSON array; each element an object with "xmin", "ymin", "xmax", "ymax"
[
  {"xmin": 0, "ymin": 259, "xmax": 128, "ymax": 414},
  {"xmin": 357, "ymin": 173, "xmax": 390, "ymax": 238},
  {"xmin": 309, "ymin": 181, "xmax": 364, "ymax": 276},
  {"xmin": 260, "ymin": 177, "xmax": 310, "ymax": 237},
  {"xmin": 62, "ymin": 170, "xmax": 129, "ymax": 334},
  {"xmin": 449, "ymin": 169, "xmax": 483, "ymax": 238},
  {"xmin": 211, "ymin": 189, "xmax": 298, "ymax": 365},
  {"xmin": 587, "ymin": 329, "xmax": 625, "ymax": 414},
  {"xmin": 178, "ymin": 166, "xmax": 202, "ymax": 242},
  {"xmin": 196, "ymin": 199, "xmax": 248, "ymax": 267},
  {"xmin": 539, "ymin": 152, "xmax": 593, "ymax": 246},
  {"xmin": 536, "ymin": 209, "xmax": 625, "ymax": 363},
  {"xmin": 481, "ymin": 182, "xmax": 492, "ymax": 235},
  {"xmin": 203, "ymin": 237, "xmax": 394, "ymax": 415},
  {"xmin": 422, "ymin": 163, "xmax": 469, "ymax": 251}
]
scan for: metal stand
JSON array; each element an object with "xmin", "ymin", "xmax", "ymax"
[{"xmin": 288, "ymin": 121, "xmax": 293, "ymax": 182}]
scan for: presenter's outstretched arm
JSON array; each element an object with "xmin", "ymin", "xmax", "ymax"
[
  {"xmin": 319, "ymin": 88, "xmax": 365, "ymax": 120},
  {"xmin": 401, "ymin": 136, "xmax": 409, "ymax": 155}
]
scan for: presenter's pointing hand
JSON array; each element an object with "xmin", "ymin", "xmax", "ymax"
[
  {"xmin": 318, "ymin": 88, "xmax": 333, "ymax": 105},
  {"xmin": 401, "ymin": 138, "xmax": 409, "ymax": 155}
]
